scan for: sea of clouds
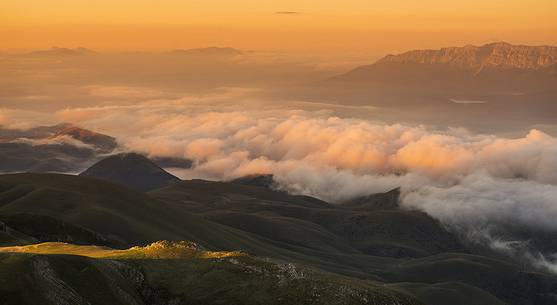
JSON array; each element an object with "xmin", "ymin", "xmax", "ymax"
[{"xmin": 2, "ymin": 89, "xmax": 557, "ymax": 271}]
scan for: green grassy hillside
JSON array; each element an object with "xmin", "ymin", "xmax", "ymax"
[
  {"xmin": 151, "ymin": 179, "xmax": 464, "ymax": 257},
  {"xmin": 2, "ymin": 173, "xmax": 557, "ymax": 305},
  {"xmin": 0, "ymin": 241, "xmax": 422, "ymax": 305},
  {"xmin": 0, "ymin": 173, "xmax": 278, "ymax": 250},
  {"xmin": 0, "ymin": 213, "xmax": 125, "ymax": 247}
]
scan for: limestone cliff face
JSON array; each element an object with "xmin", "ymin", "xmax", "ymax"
[{"xmin": 377, "ymin": 42, "xmax": 557, "ymax": 72}]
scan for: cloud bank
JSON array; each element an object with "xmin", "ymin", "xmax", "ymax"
[
  {"xmin": 3, "ymin": 95, "xmax": 557, "ymax": 271},
  {"xmin": 51, "ymin": 103, "xmax": 557, "ymax": 196}
]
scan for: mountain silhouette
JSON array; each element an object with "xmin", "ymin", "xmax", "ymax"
[{"xmin": 79, "ymin": 153, "xmax": 180, "ymax": 191}]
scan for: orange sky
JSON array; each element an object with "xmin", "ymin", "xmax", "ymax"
[{"xmin": 2, "ymin": 0, "xmax": 557, "ymax": 53}]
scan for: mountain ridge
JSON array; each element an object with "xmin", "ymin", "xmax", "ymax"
[
  {"xmin": 376, "ymin": 42, "xmax": 557, "ymax": 72},
  {"xmin": 328, "ymin": 42, "xmax": 557, "ymax": 97},
  {"xmin": 168, "ymin": 47, "xmax": 243, "ymax": 57},
  {"xmin": 50, "ymin": 125, "xmax": 117, "ymax": 152},
  {"xmin": 26, "ymin": 47, "xmax": 96, "ymax": 57}
]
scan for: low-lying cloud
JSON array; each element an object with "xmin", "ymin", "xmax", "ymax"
[
  {"xmin": 62, "ymin": 104, "xmax": 557, "ymax": 196},
  {"xmin": 403, "ymin": 174, "xmax": 557, "ymax": 231},
  {"xmin": 3, "ymin": 95, "xmax": 557, "ymax": 272}
]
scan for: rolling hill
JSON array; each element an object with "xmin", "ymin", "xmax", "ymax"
[
  {"xmin": 79, "ymin": 153, "xmax": 180, "ymax": 191},
  {"xmin": 0, "ymin": 173, "xmax": 281, "ymax": 251},
  {"xmin": 150, "ymin": 179, "xmax": 465, "ymax": 257},
  {"xmin": 0, "ymin": 241, "xmax": 421, "ymax": 305},
  {"xmin": 1, "ymin": 173, "xmax": 556, "ymax": 304}
]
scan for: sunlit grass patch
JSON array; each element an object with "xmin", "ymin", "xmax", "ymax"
[{"xmin": 0, "ymin": 240, "xmax": 247, "ymax": 260}]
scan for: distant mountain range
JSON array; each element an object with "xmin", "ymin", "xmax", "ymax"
[
  {"xmin": 377, "ymin": 42, "xmax": 557, "ymax": 72},
  {"xmin": 331, "ymin": 42, "xmax": 557, "ymax": 93},
  {"xmin": 26, "ymin": 47, "xmax": 96, "ymax": 57},
  {"xmin": 17, "ymin": 46, "xmax": 243, "ymax": 58},
  {"xmin": 168, "ymin": 47, "xmax": 243, "ymax": 57}
]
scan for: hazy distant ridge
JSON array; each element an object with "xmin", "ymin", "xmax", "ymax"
[{"xmin": 377, "ymin": 42, "xmax": 557, "ymax": 71}]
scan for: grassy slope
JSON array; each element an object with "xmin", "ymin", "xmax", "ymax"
[
  {"xmin": 0, "ymin": 213, "xmax": 125, "ymax": 247},
  {"xmin": 0, "ymin": 242, "xmax": 422, "ymax": 305},
  {"xmin": 0, "ymin": 252, "xmax": 143, "ymax": 305},
  {"xmin": 0, "ymin": 174, "xmax": 406, "ymax": 279},
  {"xmin": 2, "ymin": 174, "xmax": 556, "ymax": 304},
  {"xmin": 150, "ymin": 179, "xmax": 464, "ymax": 257},
  {"xmin": 0, "ymin": 174, "xmax": 419, "ymax": 275},
  {"xmin": 150, "ymin": 179, "xmax": 557, "ymax": 305},
  {"xmin": 0, "ymin": 174, "xmax": 300, "ymax": 252},
  {"xmin": 0, "ymin": 229, "xmax": 32, "ymax": 246},
  {"xmin": 388, "ymin": 282, "xmax": 506, "ymax": 305}
]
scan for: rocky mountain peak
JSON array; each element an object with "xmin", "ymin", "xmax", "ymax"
[{"xmin": 377, "ymin": 42, "xmax": 557, "ymax": 72}]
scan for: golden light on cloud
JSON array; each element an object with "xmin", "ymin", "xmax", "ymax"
[{"xmin": 2, "ymin": 0, "xmax": 556, "ymax": 52}]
